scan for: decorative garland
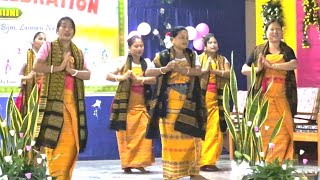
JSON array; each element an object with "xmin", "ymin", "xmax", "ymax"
[
  {"xmin": 157, "ymin": 0, "xmax": 174, "ymax": 47},
  {"xmin": 261, "ymin": 0, "xmax": 284, "ymax": 40},
  {"xmin": 302, "ymin": 0, "xmax": 320, "ymax": 48}
]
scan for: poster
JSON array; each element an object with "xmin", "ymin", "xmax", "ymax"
[{"xmin": 0, "ymin": 0, "xmax": 120, "ymax": 92}]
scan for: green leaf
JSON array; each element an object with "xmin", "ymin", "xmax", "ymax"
[
  {"xmin": 257, "ymin": 99, "xmax": 269, "ymax": 126},
  {"xmin": 229, "ymin": 51, "xmax": 238, "ymax": 112}
]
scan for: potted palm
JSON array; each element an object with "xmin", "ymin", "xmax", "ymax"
[
  {"xmin": 0, "ymin": 85, "xmax": 56, "ymax": 180},
  {"xmin": 223, "ymin": 52, "xmax": 286, "ymax": 178}
]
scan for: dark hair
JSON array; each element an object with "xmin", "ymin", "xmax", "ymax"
[
  {"xmin": 170, "ymin": 26, "xmax": 187, "ymax": 38},
  {"xmin": 33, "ymin": 32, "xmax": 45, "ymax": 42},
  {"xmin": 56, "ymin": 16, "xmax": 76, "ymax": 35},
  {"xmin": 264, "ymin": 19, "xmax": 283, "ymax": 32},
  {"xmin": 203, "ymin": 33, "xmax": 216, "ymax": 47},
  {"xmin": 127, "ymin": 35, "xmax": 142, "ymax": 47}
]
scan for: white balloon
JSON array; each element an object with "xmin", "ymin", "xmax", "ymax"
[
  {"xmin": 137, "ymin": 22, "xmax": 151, "ymax": 36},
  {"xmin": 128, "ymin": 31, "xmax": 141, "ymax": 40},
  {"xmin": 186, "ymin": 26, "xmax": 197, "ymax": 40}
]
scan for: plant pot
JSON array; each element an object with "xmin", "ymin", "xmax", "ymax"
[{"xmin": 230, "ymin": 161, "xmax": 253, "ymax": 180}]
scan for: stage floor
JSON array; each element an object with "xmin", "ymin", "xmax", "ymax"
[{"xmin": 72, "ymin": 155, "xmax": 320, "ymax": 180}]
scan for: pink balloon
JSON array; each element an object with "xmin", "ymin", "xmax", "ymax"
[
  {"xmin": 196, "ymin": 23, "xmax": 209, "ymax": 37},
  {"xmin": 193, "ymin": 38, "xmax": 204, "ymax": 51}
]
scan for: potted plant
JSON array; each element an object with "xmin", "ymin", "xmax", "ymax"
[
  {"xmin": 0, "ymin": 85, "xmax": 56, "ymax": 180},
  {"xmin": 243, "ymin": 158, "xmax": 297, "ymax": 180},
  {"xmin": 223, "ymin": 52, "xmax": 287, "ymax": 178}
]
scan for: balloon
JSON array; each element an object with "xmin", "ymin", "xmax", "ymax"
[
  {"xmin": 128, "ymin": 31, "xmax": 140, "ymax": 39},
  {"xmin": 185, "ymin": 26, "xmax": 197, "ymax": 40},
  {"xmin": 137, "ymin": 22, "xmax": 151, "ymax": 36},
  {"xmin": 193, "ymin": 37, "xmax": 204, "ymax": 51},
  {"xmin": 196, "ymin": 23, "xmax": 209, "ymax": 37}
]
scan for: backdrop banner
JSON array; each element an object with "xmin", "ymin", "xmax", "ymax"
[{"xmin": 0, "ymin": 0, "xmax": 119, "ymax": 91}]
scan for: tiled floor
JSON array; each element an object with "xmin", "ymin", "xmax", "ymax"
[{"xmin": 72, "ymin": 155, "xmax": 320, "ymax": 180}]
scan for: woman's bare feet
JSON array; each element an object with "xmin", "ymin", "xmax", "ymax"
[
  {"xmin": 135, "ymin": 167, "xmax": 150, "ymax": 174},
  {"xmin": 124, "ymin": 167, "xmax": 150, "ymax": 174},
  {"xmin": 123, "ymin": 167, "xmax": 132, "ymax": 173},
  {"xmin": 200, "ymin": 165, "xmax": 220, "ymax": 172}
]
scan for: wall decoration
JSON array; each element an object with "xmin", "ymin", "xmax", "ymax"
[
  {"xmin": 302, "ymin": 0, "xmax": 320, "ymax": 48},
  {"xmin": 296, "ymin": 0, "xmax": 320, "ymax": 87},
  {"xmin": 261, "ymin": 0, "xmax": 284, "ymax": 40}
]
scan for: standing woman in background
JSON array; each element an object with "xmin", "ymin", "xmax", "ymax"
[
  {"xmin": 199, "ymin": 33, "xmax": 230, "ymax": 171},
  {"xmin": 107, "ymin": 35, "xmax": 156, "ymax": 173},
  {"xmin": 241, "ymin": 19, "xmax": 297, "ymax": 163},
  {"xmin": 145, "ymin": 26, "xmax": 207, "ymax": 180},
  {"xmin": 33, "ymin": 16, "xmax": 90, "ymax": 180},
  {"xmin": 16, "ymin": 32, "xmax": 46, "ymax": 116}
]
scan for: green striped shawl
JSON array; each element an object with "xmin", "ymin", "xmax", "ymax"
[
  {"xmin": 20, "ymin": 49, "xmax": 36, "ymax": 117},
  {"xmin": 109, "ymin": 56, "xmax": 152, "ymax": 130},
  {"xmin": 35, "ymin": 40, "xmax": 87, "ymax": 152}
]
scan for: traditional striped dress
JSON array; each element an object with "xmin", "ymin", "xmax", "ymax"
[
  {"xmin": 116, "ymin": 62, "xmax": 154, "ymax": 169},
  {"xmin": 160, "ymin": 58, "xmax": 202, "ymax": 180},
  {"xmin": 261, "ymin": 54, "xmax": 294, "ymax": 163}
]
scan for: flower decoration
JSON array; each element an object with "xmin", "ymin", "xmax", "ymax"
[
  {"xmin": 157, "ymin": 0, "xmax": 175, "ymax": 47},
  {"xmin": 26, "ymin": 145, "xmax": 32, "ymax": 152},
  {"xmin": 255, "ymin": 132, "xmax": 261, "ymax": 137},
  {"xmin": 25, "ymin": 172, "xmax": 32, "ymax": 179},
  {"xmin": 163, "ymin": 34, "xmax": 173, "ymax": 49},
  {"xmin": 17, "ymin": 149, "xmax": 23, "ymax": 155},
  {"xmin": 41, "ymin": 154, "xmax": 46, "ymax": 160},
  {"xmin": 153, "ymin": 29, "xmax": 160, "ymax": 36},
  {"xmin": 265, "ymin": 126, "xmax": 270, "ymax": 131},
  {"xmin": 223, "ymin": 53, "xmax": 284, "ymax": 166},
  {"xmin": 303, "ymin": 158, "xmax": 308, "ymax": 165},
  {"xmin": 268, "ymin": 143, "xmax": 275, "ymax": 150},
  {"xmin": 4, "ymin": 156, "xmax": 12, "ymax": 163},
  {"xmin": 1, "ymin": 121, "xmax": 6, "ymax": 127},
  {"xmin": 281, "ymin": 164, "xmax": 287, "ymax": 170},
  {"xmin": 261, "ymin": 0, "xmax": 284, "ymax": 40},
  {"xmin": 0, "ymin": 86, "xmax": 57, "ymax": 180},
  {"xmin": 159, "ymin": 8, "xmax": 165, "ymax": 15},
  {"xmin": 9, "ymin": 130, "xmax": 15, "ymax": 136},
  {"xmin": 302, "ymin": 0, "xmax": 320, "ymax": 48}
]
